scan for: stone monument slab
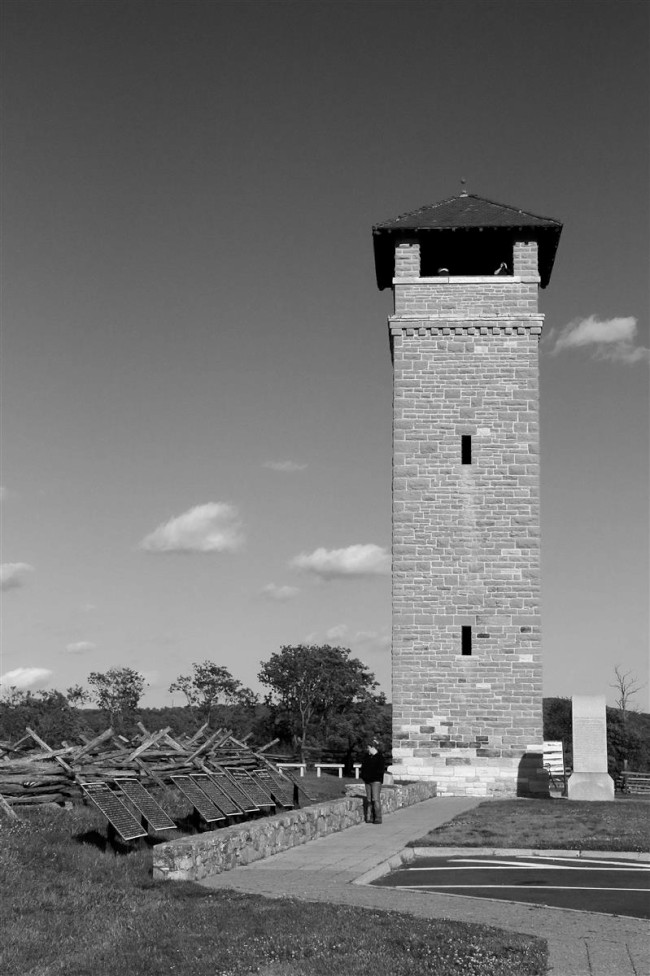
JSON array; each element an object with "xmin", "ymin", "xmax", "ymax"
[{"xmin": 567, "ymin": 695, "xmax": 614, "ymax": 801}]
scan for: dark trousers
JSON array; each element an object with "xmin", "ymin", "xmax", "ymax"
[{"xmin": 364, "ymin": 781, "xmax": 382, "ymax": 823}]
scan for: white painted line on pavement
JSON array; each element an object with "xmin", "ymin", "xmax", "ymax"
[
  {"xmin": 496, "ymin": 854, "xmax": 650, "ymax": 868},
  {"xmin": 406, "ymin": 864, "xmax": 650, "ymax": 872},
  {"xmin": 395, "ymin": 885, "xmax": 650, "ymax": 892}
]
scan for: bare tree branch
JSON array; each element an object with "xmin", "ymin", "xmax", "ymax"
[{"xmin": 610, "ymin": 666, "xmax": 647, "ymax": 722}]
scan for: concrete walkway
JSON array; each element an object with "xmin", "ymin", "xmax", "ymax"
[{"xmin": 199, "ymin": 795, "xmax": 650, "ymax": 976}]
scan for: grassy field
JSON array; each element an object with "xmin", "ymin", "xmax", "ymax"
[
  {"xmin": 0, "ymin": 797, "xmax": 546, "ymax": 976},
  {"xmin": 290, "ymin": 770, "xmax": 356, "ymax": 803},
  {"xmin": 413, "ymin": 797, "xmax": 650, "ymax": 851}
]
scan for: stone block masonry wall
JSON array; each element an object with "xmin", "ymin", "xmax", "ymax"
[
  {"xmin": 395, "ymin": 240, "xmax": 421, "ymax": 277},
  {"xmin": 394, "ymin": 279, "xmax": 539, "ymax": 318},
  {"xmin": 513, "ymin": 241, "xmax": 539, "ymax": 276},
  {"xmin": 153, "ymin": 782, "xmax": 437, "ymax": 882},
  {"xmin": 389, "ymin": 245, "xmax": 546, "ymax": 796}
]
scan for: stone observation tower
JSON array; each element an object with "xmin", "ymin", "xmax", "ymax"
[{"xmin": 373, "ymin": 193, "xmax": 562, "ymax": 796}]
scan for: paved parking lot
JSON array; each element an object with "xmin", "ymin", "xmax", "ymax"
[
  {"xmin": 201, "ymin": 798, "xmax": 650, "ymax": 975},
  {"xmin": 372, "ymin": 853, "xmax": 650, "ymax": 919}
]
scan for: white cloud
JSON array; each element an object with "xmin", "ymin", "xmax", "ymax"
[
  {"xmin": 0, "ymin": 667, "xmax": 53, "ymax": 690},
  {"xmin": 551, "ymin": 315, "xmax": 649, "ymax": 364},
  {"xmin": 354, "ymin": 630, "xmax": 392, "ymax": 651},
  {"xmin": 259, "ymin": 583, "xmax": 300, "ymax": 601},
  {"xmin": 140, "ymin": 503, "xmax": 244, "ymax": 553},
  {"xmin": 598, "ymin": 343, "xmax": 650, "ymax": 365},
  {"xmin": 325, "ymin": 624, "xmax": 349, "ymax": 641},
  {"xmin": 0, "ymin": 563, "xmax": 35, "ymax": 591},
  {"xmin": 315, "ymin": 626, "xmax": 391, "ymax": 652},
  {"xmin": 263, "ymin": 461, "xmax": 308, "ymax": 473},
  {"xmin": 291, "ymin": 544, "xmax": 391, "ymax": 580},
  {"xmin": 64, "ymin": 641, "xmax": 96, "ymax": 654}
]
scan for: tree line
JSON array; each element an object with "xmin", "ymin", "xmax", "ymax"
[
  {"xmin": 2, "ymin": 650, "xmax": 647, "ymax": 773},
  {"xmin": 0, "ymin": 645, "xmax": 391, "ymax": 765},
  {"xmin": 543, "ymin": 696, "xmax": 650, "ymax": 775}
]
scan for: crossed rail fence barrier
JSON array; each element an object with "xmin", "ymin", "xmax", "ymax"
[{"xmin": 0, "ymin": 723, "xmax": 359, "ymax": 840}]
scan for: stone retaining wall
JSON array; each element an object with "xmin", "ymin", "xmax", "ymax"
[{"xmin": 153, "ymin": 782, "xmax": 437, "ymax": 882}]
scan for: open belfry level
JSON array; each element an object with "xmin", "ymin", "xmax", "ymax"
[{"xmin": 373, "ymin": 193, "xmax": 563, "ymax": 796}]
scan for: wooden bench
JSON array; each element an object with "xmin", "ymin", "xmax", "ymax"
[
  {"xmin": 277, "ymin": 762, "xmax": 306, "ymax": 777},
  {"xmin": 617, "ymin": 771, "xmax": 650, "ymax": 795},
  {"xmin": 314, "ymin": 763, "xmax": 344, "ymax": 778}
]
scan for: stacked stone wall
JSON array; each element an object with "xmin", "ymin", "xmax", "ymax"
[
  {"xmin": 513, "ymin": 241, "xmax": 539, "ymax": 275},
  {"xmin": 394, "ymin": 279, "xmax": 539, "ymax": 317},
  {"xmin": 395, "ymin": 240, "xmax": 421, "ymax": 277},
  {"xmin": 153, "ymin": 782, "xmax": 437, "ymax": 882}
]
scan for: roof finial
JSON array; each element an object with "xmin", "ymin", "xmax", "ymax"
[{"xmin": 460, "ymin": 178, "xmax": 468, "ymax": 197}]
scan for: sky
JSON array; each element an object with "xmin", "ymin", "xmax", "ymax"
[{"xmin": 1, "ymin": 0, "xmax": 648, "ymax": 712}]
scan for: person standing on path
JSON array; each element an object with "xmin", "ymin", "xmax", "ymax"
[{"xmin": 360, "ymin": 739, "xmax": 385, "ymax": 824}]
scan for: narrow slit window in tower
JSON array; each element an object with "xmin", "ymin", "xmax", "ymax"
[
  {"xmin": 461, "ymin": 435, "xmax": 472, "ymax": 464},
  {"xmin": 461, "ymin": 626, "xmax": 472, "ymax": 656}
]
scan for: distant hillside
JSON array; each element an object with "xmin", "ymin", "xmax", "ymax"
[
  {"xmin": 3, "ymin": 697, "xmax": 648, "ymax": 771},
  {"xmin": 544, "ymin": 697, "xmax": 650, "ymax": 772}
]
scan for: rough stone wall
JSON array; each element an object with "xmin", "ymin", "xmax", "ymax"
[
  {"xmin": 153, "ymin": 782, "xmax": 437, "ymax": 882},
  {"xmin": 389, "ymin": 242, "xmax": 546, "ymax": 796}
]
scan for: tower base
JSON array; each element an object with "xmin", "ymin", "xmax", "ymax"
[
  {"xmin": 567, "ymin": 772, "xmax": 614, "ymax": 802},
  {"xmin": 390, "ymin": 748, "xmax": 549, "ymax": 798}
]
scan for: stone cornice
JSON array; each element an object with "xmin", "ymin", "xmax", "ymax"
[
  {"xmin": 389, "ymin": 314, "xmax": 544, "ymax": 322},
  {"xmin": 388, "ymin": 316, "xmax": 544, "ymax": 337},
  {"xmin": 393, "ymin": 275, "xmax": 541, "ymax": 285}
]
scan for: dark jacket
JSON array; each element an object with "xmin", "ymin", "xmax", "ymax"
[{"xmin": 360, "ymin": 751, "xmax": 384, "ymax": 784}]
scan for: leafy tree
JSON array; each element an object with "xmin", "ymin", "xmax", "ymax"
[
  {"xmin": 543, "ymin": 696, "xmax": 646, "ymax": 775},
  {"xmin": 65, "ymin": 684, "xmax": 91, "ymax": 708},
  {"xmin": 258, "ymin": 644, "xmax": 381, "ymax": 756},
  {"xmin": 543, "ymin": 697, "xmax": 572, "ymax": 756},
  {"xmin": 169, "ymin": 661, "xmax": 257, "ymax": 730},
  {"xmin": 321, "ymin": 694, "xmax": 392, "ymax": 771},
  {"xmin": 626, "ymin": 711, "xmax": 650, "ymax": 772},
  {"xmin": 606, "ymin": 707, "xmax": 643, "ymax": 775},
  {"xmin": 87, "ymin": 667, "xmax": 147, "ymax": 729},
  {"xmin": 0, "ymin": 689, "xmax": 86, "ymax": 746}
]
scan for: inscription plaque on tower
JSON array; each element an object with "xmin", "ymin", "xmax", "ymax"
[{"xmin": 567, "ymin": 695, "xmax": 614, "ymax": 801}]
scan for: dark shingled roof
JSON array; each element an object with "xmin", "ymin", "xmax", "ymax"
[
  {"xmin": 372, "ymin": 193, "xmax": 562, "ymax": 289},
  {"xmin": 373, "ymin": 193, "xmax": 562, "ymax": 231}
]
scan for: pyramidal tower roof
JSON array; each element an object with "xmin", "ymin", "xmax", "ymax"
[
  {"xmin": 373, "ymin": 193, "xmax": 561, "ymax": 231},
  {"xmin": 372, "ymin": 193, "xmax": 562, "ymax": 288}
]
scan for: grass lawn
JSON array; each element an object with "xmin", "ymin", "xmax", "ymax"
[
  {"xmin": 0, "ymin": 801, "xmax": 547, "ymax": 976},
  {"xmin": 413, "ymin": 797, "xmax": 650, "ymax": 851},
  {"xmin": 292, "ymin": 771, "xmax": 357, "ymax": 803}
]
